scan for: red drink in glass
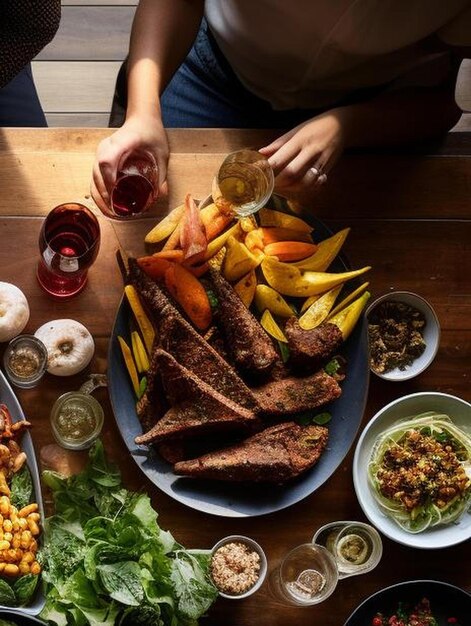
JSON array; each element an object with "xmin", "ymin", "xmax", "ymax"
[
  {"xmin": 37, "ymin": 203, "xmax": 100, "ymax": 299},
  {"xmin": 111, "ymin": 152, "xmax": 158, "ymax": 218}
]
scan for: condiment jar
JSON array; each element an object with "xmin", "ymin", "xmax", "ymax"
[
  {"xmin": 50, "ymin": 391, "xmax": 104, "ymax": 450},
  {"xmin": 312, "ymin": 521, "xmax": 382, "ymax": 579},
  {"xmin": 3, "ymin": 334, "xmax": 48, "ymax": 388}
]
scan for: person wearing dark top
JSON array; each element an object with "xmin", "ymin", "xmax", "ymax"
[{"xmin": 0, "ymin": 0, "xmax": 61, "ymax": 127}]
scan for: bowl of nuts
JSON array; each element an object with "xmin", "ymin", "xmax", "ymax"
[
  {"xmin": 210, "ymin": 535, "xmax": 267, "ymax": 599},
  {"xmin": 366, "ymin": 291, "xmax": 440, "ymax": 381}
]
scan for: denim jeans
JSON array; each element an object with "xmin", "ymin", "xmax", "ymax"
[{"xmin": 0, "ymin": 64, "xmax": 47, "ymax": 127}]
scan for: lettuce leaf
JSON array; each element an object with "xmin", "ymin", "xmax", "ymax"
[{"xmin": 39, "ymin": 440, "xmax": 217, "ymax": 625}]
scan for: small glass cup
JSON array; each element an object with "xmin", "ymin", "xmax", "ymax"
[
  {"xmin": 212, "ymin": 149, "xmax": 274, "ymax": 217},
  {"xmin": 3, "ymin": 335, "xmax": 48, "ymax": 389},
  {"xmin": 269, "ymin": 543, "xmax": 338, "ymax": 606},
  {"xmin": 37, "ymin": 202, "xmax": 101, "ymax": 299},
  {"xmin": 312, "ymin": 521, "xmax": 383, "ymax": 579},
  {"xmin": 111, "ymin": 151, "xmax": 159, "ymax": 218},
  {"xmin": 50, "ymin": 391, "xmax": 104, "ymax": 450}
]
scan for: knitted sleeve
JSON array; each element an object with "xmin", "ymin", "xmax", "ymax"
[{"xmin": 1, "ymin": 0, "xmax": 61, "ymax": 87}]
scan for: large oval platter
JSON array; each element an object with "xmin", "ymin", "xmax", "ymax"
[
  {"xmin": 0, "ymin": 370, "xmax": 45, "ymax": 615},
  {"xmin": 108, "ymin": 197, "xmax": 370, "ymax": 517}
]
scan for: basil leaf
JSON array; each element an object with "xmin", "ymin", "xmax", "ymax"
[
  {"xmin": 10, "ymin": 464, "xmax": 33, "ymax": 510},
  {"xmin": 98, "ymin": 561, "xmax": 144, "ymax": 606},
  {"xmin": 0, "ymin": 579, "xmax": 16, "ymax": 606}
]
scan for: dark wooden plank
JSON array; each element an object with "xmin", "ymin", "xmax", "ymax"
[{"xmin": 38, "ymin": 6, "xmax": 134, "ymax": 61}]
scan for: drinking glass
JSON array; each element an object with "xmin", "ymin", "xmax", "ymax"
[
  {"xmin": 212, "ymin": 149, "xmax": 274, "ymax": 217},
  {"xmin": 37, "ymin": 202, "xmax": 101, "ymax": 299},
  {"xmin": 111, "ymin": 151, "xmax": 159, "ymax": 218},
  {"xmin": 268, "ymin": 543, "xmax": 338, "ymax": 606}
]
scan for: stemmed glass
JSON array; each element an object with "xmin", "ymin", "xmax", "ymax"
[{"xmin": 37, "ymin": 202, "xmax": 101, "ymax": 299}]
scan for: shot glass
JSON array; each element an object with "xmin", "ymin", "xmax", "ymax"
[
  {"xmin": 313, "ymin": 521, "xmax": 383, "ymax": 579},
  {"xmin": 111, "ymin": 151, "xmax": 159, "ymax": 218},
  {"xmin": 212, "ymin": 149, "xmax": 274, "ymax": 217},
  {"xmin": 3, "ymin": 335, "xmax": 48, "ymax": 389},
  {"xmin": 37, "ymin": 203, "xmax": 101, "ymax": 299},
  {"xmin": 268, "ymin": 543, "xmax": 338, "ymax": 606}
]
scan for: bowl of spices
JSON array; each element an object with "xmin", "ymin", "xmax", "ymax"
[
  {"xmin": 210, "ymin": 535, "xmax": 267, "ymax": 599},
  {"xmin": 50, "ymin": 391, "xmax": 104, "ymax": 450},
  {"xmin": 366, "ymin": 291, "xmax": 440, "ymax": 381},
  {"xmin": 3, "ymin": 334, "xmax": 48, "ymax": 388}
]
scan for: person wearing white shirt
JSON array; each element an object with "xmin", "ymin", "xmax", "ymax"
[{"xmin": 91, "ymin": 0, "xmax": 471, "ymax": 215}]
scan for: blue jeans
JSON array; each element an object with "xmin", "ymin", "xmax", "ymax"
[{"xmin": 0, "ymin": 64, "xmax": 47, "ymax": 127}]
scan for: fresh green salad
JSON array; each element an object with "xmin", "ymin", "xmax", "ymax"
[
  {"xmin": 368, "ymin": 412, "xmax": 471, "ymax": 533},
  {"xmin": 39, "ymin": 441, "xmax": 218, "ymax": 626}
]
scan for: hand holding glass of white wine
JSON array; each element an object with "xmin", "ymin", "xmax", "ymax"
[{"xmin": 212, "ymin": 149, "xmax": 274, "ymax": 217}]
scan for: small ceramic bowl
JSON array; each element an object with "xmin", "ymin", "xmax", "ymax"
[
  {"xmin": 366, "ymin": 291, "xmax": 440, "ymax": 381},
  {"xmin": 210, "ymin": 535, "xmax": 267, "ymax": 599}
]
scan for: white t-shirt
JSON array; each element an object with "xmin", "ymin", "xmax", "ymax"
[{"xmin": 205, "ymin": 0, "xmax": 471, "ymax": 110}]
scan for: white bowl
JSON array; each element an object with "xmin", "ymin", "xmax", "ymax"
[
  {"xmin": 353, "ymin": 392, "xmax": 471, "ymax": 549},
  {"xmin": 210, "ymin": 535, "xmax": 267, "ymax": 599},
  {"xmin": 366, "ymin": 291, "xmax": 440, "ymax": 381}
]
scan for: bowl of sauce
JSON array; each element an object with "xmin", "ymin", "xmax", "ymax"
[
  {"xmin": 50, "ymin": 391, "xmax": 104, "ymax": 450},
  {"xmin": 3, "ymin": 334, "xmax": 48, "ymax": 388}
]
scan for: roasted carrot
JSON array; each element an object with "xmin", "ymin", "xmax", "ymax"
[
  {"xmin": 183, "ymin": 261, "xmax": 209, "ymax": 277},
  {"xmin": 259, "ymin": 227, "xmax": 314, "ymax": 244},
  {"xmin": 264, "ymin": 241, "xmax": 318, "ymax": 262},
  {"xmin": 199, "ymin": 203, "xmax": 234, "ymax": 240},
  {"xmin": 137, "ymin": 256, "xmax": 174, "ymax": 281},
  {"xmin": 164, "ymin": 263, "xmax": 212, "ymax": 330},
  {"xmin": 151, "ymin": 249, "xmax": 185, "ymax": 262}
]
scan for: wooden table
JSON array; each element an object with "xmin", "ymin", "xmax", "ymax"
[{"xmin": 0, "ymin": 128, "xmax": 470, "ymax": 625}]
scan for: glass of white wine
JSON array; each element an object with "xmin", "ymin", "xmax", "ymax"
[{"xmin": 212, "ymin": 149, "xmax": 274, "ymax": 217}]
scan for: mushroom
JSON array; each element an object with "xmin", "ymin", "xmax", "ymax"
[
  {"xmin": 0, "ymin": 282, "xmax": 30, "ymax": 343},
  {"xmin": 34, "ymin": 319, "xmax": 95, "ymax": 376}
]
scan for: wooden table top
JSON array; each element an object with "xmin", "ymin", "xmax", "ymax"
[{"xmin": 0, "ymin": 128, "xmax": 470, "ymax": 625}]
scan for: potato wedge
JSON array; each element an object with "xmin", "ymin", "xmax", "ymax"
[
  {"xmin": 254, "ymin": 285, "xmax": 294, "ymax": 318},
  {"xmin": 234, "ymin": 271, "xmax": 257, "ymax": 308},
  {"xmin": 298, "ymin": 285, "xmax": 342, "ymax": 330},
  {"xmin": 260, "ymin": 310, "xmax": 288, "ymax": 343},
  {"xmin": 204, "ymin": 222, "xmax": 241, "ymax": 261},
  {"xmin": 261, "ymin": 257, "xmax": 371, "ymax": 297},
  {"xmin": 144, "ymin": 203, "xmax": 185, "ymax": 244},
  {"xmin": 327, "ymin": 281, "xmax": 370, "ymax": 319},
  {"xmin": 294, "ymin": 228, "xmax": 350, "ymax": 272},
  {"xmin": 258, "ymin": 208, "xmax": 313, "ymax": 233},
  {"xmin": 223, "ymin": 236, "xmax": 264, "ymax": 282}
]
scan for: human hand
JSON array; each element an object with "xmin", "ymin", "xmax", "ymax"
[
  {"xmin": 259, "ymin": 111, "xmax": 345, "ymax": 196},
  {"xmin": 91, "ymin": 112, "xmax": 169, "ymax": 216}
]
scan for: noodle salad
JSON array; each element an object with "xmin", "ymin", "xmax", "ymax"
[{"xmin": 368, "ymin": 412, "xmax": 471, "ymax": 533}]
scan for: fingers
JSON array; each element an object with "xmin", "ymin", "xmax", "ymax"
[{"xmin": 90, "ymin": 175, "xmax": 114, "ymax": 217}]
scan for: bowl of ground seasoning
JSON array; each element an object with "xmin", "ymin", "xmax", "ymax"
[
  {"xmin": 366, "ymin": 291, "xmax": 440, "ymax": 381},
  {"xmin": 210, "ymin": 535, "xmax": 267, "ymax": 599}
]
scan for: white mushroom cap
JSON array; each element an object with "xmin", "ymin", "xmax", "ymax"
[
  {"xmin": 0, "ymin": 282, "xmax": 30, "ymax": 343},
  {"xmin": 34, "ymin": 319, "xmax": 95, "ymax": 376}
]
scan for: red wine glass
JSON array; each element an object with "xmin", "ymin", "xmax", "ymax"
[
  {"xmin": 111, "ymin": 151, "xmax": 158, "ymax": 218},
  {"xmin": 37, "ymin": 203, "xmax": 101, "ymax": 299}
]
